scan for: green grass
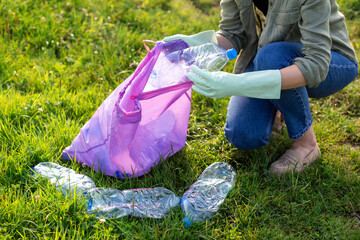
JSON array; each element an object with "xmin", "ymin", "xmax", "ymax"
[{"xmin": 1, "ymin": 0, "xmax": 360, "ymax": 239}]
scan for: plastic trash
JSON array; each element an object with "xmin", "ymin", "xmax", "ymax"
[
  {"xmin": 145, "ymin": 43, "xmax": 237, "ymax": 90},
  {"xmin": 30, "ymin": 161, "xmax": 237, "ymax": 223},
  {"xmin": 31, "ymin": 162, "xmax": 96, "ymax": 197},
  {"xmin": 87, "ymin": 187, "xmax": 180, "ymax": 219},
  {"xmin": 183, "ymin": 43, "xmax": 237, "ymax": 71},
  {"xmin": 31, "ymin": 162, "xmax": 179, "ymax": 219},
  {"xmin": 180, "ymin": 162, "xmax": 236, "ymax": 228},
  {"xmin": 62, "ymin": 40, "xmax": 193, "ymax": 178}
]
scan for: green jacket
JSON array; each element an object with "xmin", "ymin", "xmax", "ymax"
[{"xmin": 217, "ymin": 0, "xmax": 357, "ymax": 88}]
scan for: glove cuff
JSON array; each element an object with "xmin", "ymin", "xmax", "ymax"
[{"xmin": 188, "ymin": 30, "xmax": 218, "ymax": 46}]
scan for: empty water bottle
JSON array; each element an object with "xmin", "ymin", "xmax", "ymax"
[
  {"xmin": 87, "ymin": 187, "xmax": 180, "ymax": 219},
  {"xmin": 167, "ymin": 43, "xmax": 237, "ymax": 72},
  {"xmin": 31, "ymin": 162, "xmax": 96, "ymax": 197},
  {"xmin": 145, "ymin": 43, "xmax": 237, "ymax": 91},
  {"xmin": 180, "ymin": 162, "xmax": 236, "ymax": 228}
]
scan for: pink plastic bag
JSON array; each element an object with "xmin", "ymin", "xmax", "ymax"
[{"xmin": 62, "ymin": 40, "xmax": 193, "ymax": 178}]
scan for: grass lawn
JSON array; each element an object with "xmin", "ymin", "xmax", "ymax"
[{"xmin": 0, "ymin": 0, "xmax": 360, "ymax": 239}]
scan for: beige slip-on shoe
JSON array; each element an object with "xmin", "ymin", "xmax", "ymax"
[{"xmin": 269, "ymin": 145, "xmax": 321, "ymax": 176}]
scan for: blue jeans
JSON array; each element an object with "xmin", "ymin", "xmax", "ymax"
[{"xmin": 224, "ymin": 42, "xmax": 358, "ymax": 150}]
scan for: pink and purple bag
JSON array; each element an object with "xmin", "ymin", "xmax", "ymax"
[{"xmin": 62, "ymin": 40, "xmax": 193, "ymax": 178}]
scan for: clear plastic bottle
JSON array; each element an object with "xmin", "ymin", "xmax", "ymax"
[
  {"xmin": 31, "ymin": 162, "xmax": 96, "ymax": 197},
  {"xmin": 180, "ymin": 162, "xmax": 237, "ymax": 228},
  {"xmin": 145, "ymin": 43, "xmax": 237, "ymax": 91},
  {"xmin": 87, "ymin": 187, "xmax": 180, "ymax": 219},
  {"xmin": 177, "ymin": 43, "xmax": 237, "ymax": 72}
]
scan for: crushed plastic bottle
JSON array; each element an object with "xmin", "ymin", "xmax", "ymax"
[
  {"xmin": 31, "ymin": 161, "xmax": 236, "ymax": 224},
  {"xmin": 87, "ymin": 187, "xmax": 180, "ymax": 219},
  {"xmin": 31, "ymin": 162, "xmax": 96, "ymax": 197},
  {"xmin": 144, "ymin": 43, "xmax": 237, "ymax": 91},
  {"xmin": 180, "ymin": 162, "xmax": 236, "ymax": 228}
]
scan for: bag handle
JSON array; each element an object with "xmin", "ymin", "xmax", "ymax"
[{"xmin": 143, "ymin": 40, "xmax": 156, "ymax": 52}]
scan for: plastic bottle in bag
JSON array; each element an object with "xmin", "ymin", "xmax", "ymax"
[
  {"xmin": 145, "ymin": 43, "xmax": 237, "ymax": 91},
  {"xmin": 31, "ymin": 162, "xmax": 96, "ymax": 197},
  {"xmin": 180, "ymin": 162, "xmax": 237, "ymax": 228},
  {"xmin": 87, "ymin": 187, "xmax": 180, "ymax": 219}
]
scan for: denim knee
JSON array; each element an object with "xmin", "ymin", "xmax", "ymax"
[
  {"xmin": 253, "ymin": 42, "xmax": 303, "ymax": 70},
  {"xmin": 224, "ymin": 123, "xmax": 269, "ymax": 150}
]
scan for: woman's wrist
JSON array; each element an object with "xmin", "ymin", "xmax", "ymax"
[{"xmin": 216, "ymin": 34, "xmax": 235, "ymax": 50}]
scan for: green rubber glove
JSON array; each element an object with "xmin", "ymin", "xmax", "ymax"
[
  {"xmin": 162, "ymin": 30, "xmax": 218, "ymax": 47},
  {"xmin": 187, "ymin": 65, "xmax": 282, "ymax": 99}
]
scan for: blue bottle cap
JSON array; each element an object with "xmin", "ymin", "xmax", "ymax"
[
  {"xmin": 226, "ymin": 48, "xmax": 237, "ymax": 60},
  {"xmin": 87, "ymin": 198, "xmax": 93, "ymax": 210},
  {"xmin": 180, "ymin": 196, "xmax": 187, "ymax": 205},
  {"xmin": 183, "ymin": 217, "xmax": 191, "ymax": 228}
]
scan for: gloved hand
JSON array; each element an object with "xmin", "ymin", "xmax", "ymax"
[
  {"xmin": 187, "ymin": 65, "xmax": 282, "ymax": 99},
  {"xmin": 162, "ymin": 30, "xmax": 218, "ymax": 47}
]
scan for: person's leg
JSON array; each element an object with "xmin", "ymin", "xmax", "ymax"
[
  {"xmin": 224, "ymin": 63, "xmax": 278, "ymax": 150},
  {"xmin": 306, "ymin": 51, "xmax": 358, "ymax": 98},
  {"xmin": 253, "ymin": 41, "xmax": 358, "ymax": 174},
  {"xmin": 254, "ymin": 42, "xmax": 314, "ymax": 140},
  {"xmin": 253, "ymin": 42, "xmax": 318, "ymax": 174},
  {"xmin": 224, "ymin": 96, "xmax": 277, "ymax": 150},
  {"xmin": 292, "ymin": 50, "xmax": 358, "ymax": 166},
  {"xmin": 224, "ymin": 43, "xmax": 313, "ymax": 152}
]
